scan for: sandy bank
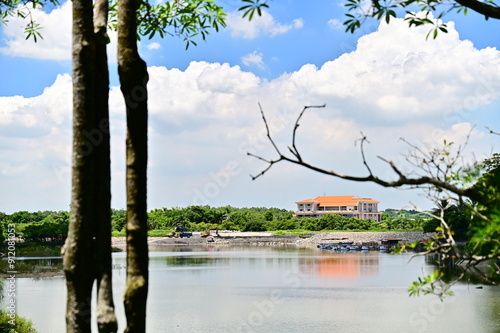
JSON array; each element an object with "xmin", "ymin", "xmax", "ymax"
[{"xmin": 112, "ymin": 231, "xmax": 432, "ymax": 249}]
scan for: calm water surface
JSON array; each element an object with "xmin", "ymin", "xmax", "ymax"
[{"xmin": 4, "ymin": 246, "xmax": 500, "ymax": 333}]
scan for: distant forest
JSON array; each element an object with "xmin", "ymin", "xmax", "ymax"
[{"xmin": 0, "ymin": 206, "xmax": 437, "ymax": 241}]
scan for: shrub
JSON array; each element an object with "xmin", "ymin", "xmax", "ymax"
[
  {"xmin": 242, "ymin": 220, "xmax": 266, "ymax": 232},
  {"xmin": 0, "ymin": 308, "xmax": 38, "ymax": 333},
  {"xmin": 220, "ymin": 221, "xmax": 240, "ymax": 231},
  {"xmin": 21, "ymin": 222, "xmax": 68, "ymax": 242}
]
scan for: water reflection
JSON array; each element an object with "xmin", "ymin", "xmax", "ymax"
[
  {"xmin": 1, "ymin": 256, "xmax": 63, "ymax": 276},
  {"xmin": 161, "ymin": 254, "xmax": 224, "ymax": 266},
  {"xmin": 298, "ymin": 253, "xmax": 379, "ymax": 278},
  {"xmin": 3, "ymin": 247, "xmax": 500, "ymax": 333}
]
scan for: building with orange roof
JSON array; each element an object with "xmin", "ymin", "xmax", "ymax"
[{"xmin": 294, "ymin": 195, "xmax": 381, "ymax": 222}]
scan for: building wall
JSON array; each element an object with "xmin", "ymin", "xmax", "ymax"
[{"xmin": 295, "ymin": 200, "xmax": 381, "ymax": 222}]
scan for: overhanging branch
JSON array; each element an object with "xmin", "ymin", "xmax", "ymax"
[
  {"xmin": 249, "ymin": 104, "xmax": 481, "ymax": 203},
  {"xmin": 454, "ymin": 0, "xmax": 500, "ymax": 19}
]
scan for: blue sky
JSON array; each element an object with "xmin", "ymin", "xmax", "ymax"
[{"xmin": 1, "ymin": 0, "xmax": 499, "ymax": 214}]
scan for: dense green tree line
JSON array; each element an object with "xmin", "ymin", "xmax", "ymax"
[
  {"xmin": 0, "ymin": 211, "xmax": 69, "ymax": 242},
  {"xmin": 143, "ymin": 206, "xmax": 431, "ymax": 232},
  {"xmin": 1, "ymin": 207, "xmax": 440, "ymax": 240},
  {"xmin": 143, "ymin": 206, "xmax": 293, "ymax": 232}
]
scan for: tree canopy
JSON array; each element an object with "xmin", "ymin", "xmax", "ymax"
[{"xmin": 239, "ymin": 0, "xmax": 500, "ymax": 39}]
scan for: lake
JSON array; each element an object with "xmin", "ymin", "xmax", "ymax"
[{"xmin": 4, "ymin": 246, "xmax": 500, "ymax": 332}]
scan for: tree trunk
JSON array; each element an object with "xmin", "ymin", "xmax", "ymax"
[
  {"xmin": 64, "ymin": 0, "xmax": 97, "ymax": 331},
  {"xmin": 94, "ymin": 0, "xmax": 118, "ymax": 331},
  {"xmin": 64, "ymin": 0, "xmax": 117, "ymax": 331},
  {"xmin": 117, "ymin": 0, "xmax": 149, "ymax": 331}
]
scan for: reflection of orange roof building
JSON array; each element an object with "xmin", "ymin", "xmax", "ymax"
[
  {"xmin": 300, "ymin": 255, "xmax": 379, "ymax": 278},
  {"xmin": 294, "ymin": 195, "xmax": 382, "ymax": 222},
  {"xmin": 318, "ymin": 257, "xmax": 360, "ymax": 278}
]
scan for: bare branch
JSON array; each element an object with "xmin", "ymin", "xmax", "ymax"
[
  {"xmin": 378, "ymin": 156, "xmax": 406, "ymax": 179},
  {"xmin": 249, "ymin": 104, "xmax": 484, "ymax": 202},
  {"xmin": 258, "ymin": 102, "xmax": 282, "ymax": 157},
  {"xmin": 355, "ymin": 132, "xmax": 373, "ymax": 176},
  {"xmin": 289, "ymin": 104, "xmax": 326, "ymax": 162},
  {"xmin": 247, "ymin": 152, "xmax": 280, "ymax": 180},
  {"xmin": 486, "ymin": 126, "xmax": 500, "ymax": 135}
]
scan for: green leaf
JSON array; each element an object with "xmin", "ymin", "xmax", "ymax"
[{"xmin": 249, "ymin": 8, "xmax": 255, "ymax": 21}]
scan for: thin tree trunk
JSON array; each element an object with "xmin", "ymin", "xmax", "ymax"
[
  {"xmin": 117, "ymin": 0, "xmax": 149, "ymax": 330},
  {"xmin": 64, "ymin": 0, "xmax": 96, "ymax": 331},
  {"xmin": 94, "ymin": 0, "xmax": 118, "ymax": 331}
]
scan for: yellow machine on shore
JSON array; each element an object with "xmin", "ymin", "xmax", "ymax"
[{"xmin": 201, "ymin": 226, "xmax": 219, "ymax": 238}]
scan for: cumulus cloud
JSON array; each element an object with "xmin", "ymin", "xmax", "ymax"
[
  {"xmin": 327, "ymin": 19, "xmax": 343, "ymax": 30},
  {"xmin": 270, "ymin": 18, "xmax": 500, "ymax": 126},
  {"xmin": 146, "ymin": 42, "xmax": 161, "ymax": 50},
  {"xmin": 0, "ymin": 74, "xmax": 73, "ymax": 210},
  {"xmin": 241, "ymin": 51, "xmax": 265, "ymax": 69},
  {"xmin": 0, "ymin": 1, "xmax": 117, "ymax": 61},
  {"xmin": 1, "ymin": 16, "xmax": 499, "ymax": 212},
  {"xmin": 0, "ymin": 74, "xmax": 72, "ymax": 136},
  {"xmin": 227, "ymin": 11, "xmax": 304, "ymax": 39}
]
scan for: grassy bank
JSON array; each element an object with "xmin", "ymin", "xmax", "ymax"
[{"xmin": 0, "ymin": 241, "xmax": 63, "ymax": 256}]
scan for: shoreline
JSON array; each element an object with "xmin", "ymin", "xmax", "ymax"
[
  {"xmin": 4, "ymin": 231, "xmax": 432, "ymax": 278},
  {"xmin": 112, "ymin": 230, "xmax": 432, "ymax": 248},
  {"xmin": 1, "ymin": 271, "xmax": 64, "ymax": 278}
]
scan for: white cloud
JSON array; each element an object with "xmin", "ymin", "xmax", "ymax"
[
  {"xmin": 328, "ymin": 19, "xmax": 343, "ymax": 30},
  {"xmin": 227, "ymin": 11, "xmax": 304, "ymax": 39},
  {"xmin": 271, "ymin": 18, "xmax": 500, "ymax": 126},
  {"xmin": 146, "ymin": 42, "xmax": 161, "ymax": 50},
  {"xmin": 292, "ymin": 19, "xmax": 304, "ymax": 29},
  {"xmin": 1, "ymin": 17, "xmax": 499, "ymax": 212},
  {"xmin": 241, "ymin": 51, "xmax": 265, "ymax": 69},
  {"xmin": 0, "ymin": 1, "xmax": 117, "ymax": 61},
  {"xmin": 0, "ymin": 74, "xmax": 73, "ymax": 211},
  {"xmin": 0, "ymin": 74, "xmax": 72, "ymax": 136}
]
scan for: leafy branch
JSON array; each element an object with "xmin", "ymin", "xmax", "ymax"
[
  {"xmin": 343, "ymin": 0, "xmax": 500, "ymax": 38},
  {"xmin": 0, "ymin": 0, "xmax": 58, "ymax": 41},
  {"xmin": 108, "ymin": 0, "xmax": 227, "ymax": 49},
  {"xmin": 1, "ymin": 0, "xmax": 227, "ymax": 47},
  {"xmin": 238, "ymin": 0, "xmax": 270, "ymax": 21}
]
